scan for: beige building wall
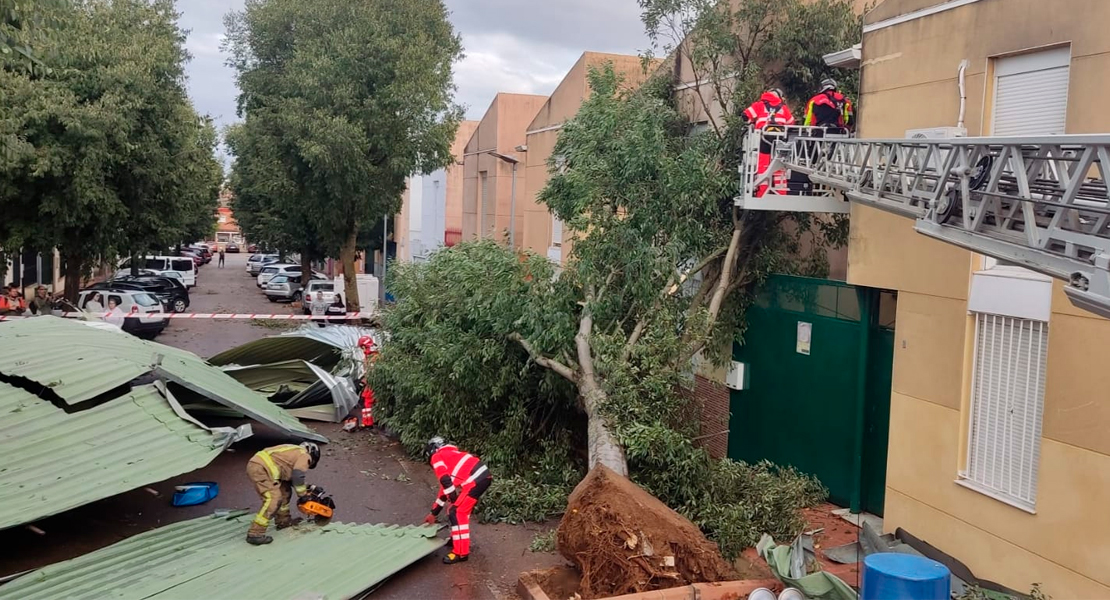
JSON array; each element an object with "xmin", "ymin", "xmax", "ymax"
[
  {"xmin": 462, "ymin": 93, "xmax": 548, "ymax": 248},
  {"xmin": 854, "ymin": 0, "xmax": 1110, "ymax": 596},
  {"xmin": 523, "ymin": 52, "xmax": 655, "ymax": 263}
]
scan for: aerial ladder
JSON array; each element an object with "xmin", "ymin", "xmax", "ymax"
[{"xmin": 737, "ymin": 126, "xmax": 1110, "ymax": 319}]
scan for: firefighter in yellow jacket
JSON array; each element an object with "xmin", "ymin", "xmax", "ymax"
[{"xmin": 245, "ymin": 442, "xmax": 321, "ymax": 545}]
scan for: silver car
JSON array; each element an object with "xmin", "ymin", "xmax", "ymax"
[
  {"xmin": 302, "ymin": 280, "xmax": 339, "ymax": 315},
  {"xmin": 264, "ymin": 273, "xmax": 327, "ymax": 303},
  {"xmin": 248, "ymin": 253, "xmax": 280, "ymax": 276}
]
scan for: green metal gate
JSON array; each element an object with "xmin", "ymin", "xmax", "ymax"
[{"xmin": 729, "ymin": 275, "xmax": 894, "ymax": 515}]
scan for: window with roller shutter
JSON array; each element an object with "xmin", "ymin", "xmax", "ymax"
[
  {"xmin": 960, "ymin": 313, "xmax": 1048, "ymax": 512},
  {"xmin": 991, "ymin": 46, "xmax": 1070, "ymax": 137}
]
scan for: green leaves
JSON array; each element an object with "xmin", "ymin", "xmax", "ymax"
[{"xmin": 224, "ymin": 0, "xmax": 464, "ymax": 275}]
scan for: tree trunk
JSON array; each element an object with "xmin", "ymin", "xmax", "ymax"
[
  {"xmin": 575, "ymin": 298, "xmax": 629, "ymax": 476},
  {"xmin": 300, "ymin": 250, "xmax": 312, "ymax": 286},
  {"xmin": 62, "ymin": 251, "xmax": 81, "ymax": 303},
  {"xmin": 340, "ymin": 226, "xmax": 360, "ymax": 312}
]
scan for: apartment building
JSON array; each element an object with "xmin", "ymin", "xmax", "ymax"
[
  {"xmin": 847, "ymin": 0, "xmax": 1110, "ymax": 596},
  {"xmin": 521, "ymin": 52, "xmax": 655, "ymax": 264},
  {"xmin": 394, "ymin": 120, "xmax": 478, "ymax": 262},
  {"xmin": 461, "ymin": 93, "xmax": 548, "ymax": 247}
]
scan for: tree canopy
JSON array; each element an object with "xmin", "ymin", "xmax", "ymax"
[
  {"xmin": 224, "ymin": 0, "xmax": 463, "ymax": 304},
  {"xmin": 371, "ymin": 0, "xmax": 860, "ymax": 556},
  {"xmin": 0, "ymin": 0, "xmax": 221, "ymax": 296}
]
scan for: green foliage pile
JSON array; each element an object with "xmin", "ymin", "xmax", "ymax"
[{"xmin": 529, "ymin": 529, "xmax": 558, "ymax": 553}]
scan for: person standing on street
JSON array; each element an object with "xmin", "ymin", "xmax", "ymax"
[
  {"xmin": 28, "ymin": 286, "xmax": 53, "ymax": 315},
  {"xmin": 0, "ymin": 284, "xmax": 27, "ymax": 316},
  {"xmin": 245, "ymin": 442, "xmax": 321, "ymax": 545},
  {"xmin": 422, "ymin": 437, "xmax": 493, "ymax": 564},
  {"xmin": 218, "ymin": 247, "xmax": 226, "ymax": 268}
]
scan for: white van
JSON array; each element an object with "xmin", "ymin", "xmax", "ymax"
[{"xmin": 118, "ymin": 256, "xmax": 197, "ymax": 288}]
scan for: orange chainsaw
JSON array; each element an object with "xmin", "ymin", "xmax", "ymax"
[{"xmin": 297, "ymin": 485, "xmax": 336, "ymax": 522}]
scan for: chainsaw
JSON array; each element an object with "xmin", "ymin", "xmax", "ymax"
[{"xmin": 297, "ymin": 485, "xmax": 336, "ymax": 522}]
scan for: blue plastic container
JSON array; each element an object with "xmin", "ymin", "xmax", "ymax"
[
  {"xmin": 862, "ymin": 553, "xmax": 950, "ymax": 600},
  {"xmin": 172, "ymin": 482, "xmax": 219, "ymax": 507}
]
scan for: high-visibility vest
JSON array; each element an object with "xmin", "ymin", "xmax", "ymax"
[
  {"xmin": 804, "ymin": 90, "xmax": 854, "ymax": 127},
  {"xmin": 743, "ymin": 94, "xmax": 796, "ymax": 130}
]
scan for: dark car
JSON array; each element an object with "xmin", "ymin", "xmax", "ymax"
[
  {"xmin": 179, "ymin": 249, "xmax": 204, "ymax": 267},
  {"xmin": 226, "ymin": 242, "xmax": 240, "ymax": 253},
  {"xmin": 110, "ymin": 275, "xmax": 191, "ymax": 313},
  {"xmin": 189, "ymin": 245, "xmax": 213, "ymax": 263}
]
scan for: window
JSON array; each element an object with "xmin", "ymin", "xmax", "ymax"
[
  {"xmin": 961, "ymin": 313, "xmax": 1048, "ymax": 512},
  {"xmin": 991, "ymin": 46, "xmax": 1069, "ymax": 136},
  {"xmin": 133, "ymin": 293, "xmax": 158, "ymax": 307},
  {"xmin": 552, "ymin": 217, "xmax": 563, "ymax": 247},
  {"xmin": 480, "ymin": 171, "xmax": 493, "ymax": 238},
  {"xmin": 171, "ymin": 259, "xmax": 193, "ymax": 272}
]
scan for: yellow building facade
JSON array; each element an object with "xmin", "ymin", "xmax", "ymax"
[{"xmin": 852, "ymin": 1, "xmax": 1110, "ymax": 596}]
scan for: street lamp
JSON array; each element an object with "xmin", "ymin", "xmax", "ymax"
[{"xmin": 486, "ymin": 150, "xmax": 520, "ymax": 249}]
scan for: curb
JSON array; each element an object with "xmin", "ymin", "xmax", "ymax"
[{"xmin": 516, "ymin": 574, "xmax": 783, "ymax": 600}]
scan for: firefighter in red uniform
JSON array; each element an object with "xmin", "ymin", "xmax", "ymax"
[
  {"xmin": 421, "ymin": 436, "xmax": 493, "ymax": 564},
  {"xmin": 804, "ymin": 78, "xmax": 854, "ymax": 130},
  {"xmin": 357, "ymin": 336, "xmax": 377, "ymax": 428},
  {"xmin": 742, "ymin": 88, "xmax": 795, "ymax": 196}
]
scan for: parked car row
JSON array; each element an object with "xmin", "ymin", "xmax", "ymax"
[{"xmin": 247, "ymin": 253, "xmax": 338, "ymax": 315}]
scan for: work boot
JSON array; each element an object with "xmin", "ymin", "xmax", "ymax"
[
  {"xmin": 442, "ymin": 552, "xmax": 468, "ymax": 564},
  {"xmin": 275, "ymin": 516, "xmax": 303, "ymax": 530},
  {"xmin": 246, "ymin": 533, "xmax": 273, "ymax": 545}
]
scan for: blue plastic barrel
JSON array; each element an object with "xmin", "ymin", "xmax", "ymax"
[{"xmin": 862, "ymin": 553, "xmax": 950, "ymax": 600}]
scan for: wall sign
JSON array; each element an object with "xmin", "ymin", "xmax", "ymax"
[{"xmin": 796, "ymin": 321, "xmax": 812, "ymax": 355}]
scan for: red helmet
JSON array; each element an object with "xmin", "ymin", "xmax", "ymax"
[{"xmin": 357, "ymin": 336, "xmax": 377, "ymax": 353}]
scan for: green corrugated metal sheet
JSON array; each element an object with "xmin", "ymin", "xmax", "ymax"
[
  {"xmin": 0, "ymin": 513, "xmax": 444, "ymax": 600},
  {"xmin": 0, "ymin": 382, "xmax": 225, "ymax": 530},
  {"xmin": 0, "ymin": 317, "xmax": 324, "ymax": 442}
]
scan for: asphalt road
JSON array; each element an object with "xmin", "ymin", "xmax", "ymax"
[{"xmin": 0, "ymin": 252, "xmax": 562, "ymax": 599}]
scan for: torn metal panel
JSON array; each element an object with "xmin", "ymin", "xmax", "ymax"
[
  {"xmin": 0, "ymin": 512, "xmax": 444, "ymax": 599},
  {"xmin": 0, "ymin": 381, "xmax": 233, "ymax": 531},
  {"xmin": 0, "ymin": 317, "xmax": 325, "ymax": 443},
  {"xmin": 222, "ymin": 360, "xmax": 319, "ymax": 393},
  {"xmin": 209, "ymin": 325, "xmax": 377, "ymax": 377},
  {"xmin": 155, "ymin": 355, "xmax": 326, "ymax": 443}
]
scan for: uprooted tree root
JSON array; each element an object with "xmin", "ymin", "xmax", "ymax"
[{"xmin": 557, "ymin": 465, "xmax": 735, "ymax": 599}]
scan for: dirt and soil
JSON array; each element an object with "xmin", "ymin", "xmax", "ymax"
[
  {"xmin": 0, "ymin": 254, "xmax": 564, "ymax": 599},
  {"xmin": 557, "ymin": 465, "xmax": 734, "ymax": 599},
  {"xmin": 533, "ymin": 565, "xmax": 583, "ymax": 600}
]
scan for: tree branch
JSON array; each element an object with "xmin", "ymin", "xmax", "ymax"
[
  {"xmin": 668, "ymin": 245, "xmax": 727, "ymax": 296},
  {"xmin": 510, "ymin": 333, "xmax": 578, "ymax": 383}
]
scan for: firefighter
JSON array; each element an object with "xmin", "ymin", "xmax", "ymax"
[
  {"xmin": 357, "ymin": 336, "xmax": 377, "ymax": 428},
  {"xmin": 803, "ymin": 78, "xmax": 854, "ymax": 130},
  {"xmin": 741, "ymin": 88, "xmax": 795, "ymax": 196},
  {"xmin": 245, "ymin": 442, "xmax": 320, "ymax": 545},
  {"xmin": 421, "ymin": 437, "xmax": 493, "ymax": 564}
]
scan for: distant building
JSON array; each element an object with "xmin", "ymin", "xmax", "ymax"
[{"xmin": 215, "ymin": 191, "xmax": 243, "ymax": 245}]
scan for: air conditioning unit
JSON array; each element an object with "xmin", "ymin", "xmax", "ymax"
[{"xmin": 905, "ymin": 126, "xmax": 967, "ymax": 139}]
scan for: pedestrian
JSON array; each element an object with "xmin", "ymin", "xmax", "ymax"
[
  {"xmin": 84, "ymin": 292, "xmax": 104, "ymax": 315},
  {"xmin": 742, "ymin": 88, "xmax": 795, "ymax": 196},
  {"xmin": 218, "ymin": 247, "xmax": 226, "ymax": 268},
  {"xmin": 245, "ymin": 442, "xmax": 321, "ymax": 545},
  {"xmin": 804, "ymin": 78, "xmax": 854, "ymax": 131},
  {"xmin": 422, "ymin": 437, "xmax": 493, "ymax": 564},
  {"xmin": 0, "ymin": 284, "xmax": 27, "ymax": 316},
  {"xmin": 28, "ymin": 286, "xmax": 52, "ymax": 315},
  {"xmin": 104, "ymin": 297, "xmax": 125, "ymax": 327}
]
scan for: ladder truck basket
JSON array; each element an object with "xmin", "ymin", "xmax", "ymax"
[{"xmin": 736, "ymin": 125, "xmax": 852, "ymax": 213}]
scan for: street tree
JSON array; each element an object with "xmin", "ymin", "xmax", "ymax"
[
  {"xmin": 0, "ymin": 0, "xmax": 220, "ymax": 298},
  {"xmin": 224, "ymin": 0, "xmax": 464, "ymax": 309}
]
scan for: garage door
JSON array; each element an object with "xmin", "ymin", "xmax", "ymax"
[{"xmin": 992, "ymin": 46, "xmax": 1070, "ymax": 136}]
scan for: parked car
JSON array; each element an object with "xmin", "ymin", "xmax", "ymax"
[
  {"xmin": 188, "ymin": 245, "xmax": 213, "ymax": 263},
  {"xmin": 109, "ymin": 275, "xmax": 190, "ymax": 313},
  {"xmin": 246, "ymin": 243, "xmax": 258, "ymax": 253},
  {"xmin": 264, "ymin": 273, "xmax": 327, "ymax": 303},
  {"xmin": 247, "ymin": 253, "xmax": 280, "ymax": 276},
  {"xmin": 303, "ymin": 280, "xmax": 339, "ymax": 315},
  {"xmin": 257, "ymin": 264, "xmax": 325, "ymax": 288},
  {"xmin": 75, "ymin": 289, "xmax": 167, "ymax": 338},
  {"xmin": 179, "ymin": 248, "xmax": 204, "ymax": 267},
  {"xmin": 118, "ymin": 256, "xmax": 197, "ymax": 287},
  {"xmin": 226, "ymin": 242, "xmax": 240, "ymax": 253}
]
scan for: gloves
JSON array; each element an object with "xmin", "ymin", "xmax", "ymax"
[{"xmin": 423, "ymin": 514, "xmax": 437, "ymax": 525}]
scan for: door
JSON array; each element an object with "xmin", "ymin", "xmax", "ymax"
[{"xmin": 729, "ymin": 276, "xmax": 894, "ymax": 514}]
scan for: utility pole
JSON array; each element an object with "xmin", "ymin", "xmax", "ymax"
[{"xmin": 381, "ymin": 214, "xmax": 388, "ymax": 304}]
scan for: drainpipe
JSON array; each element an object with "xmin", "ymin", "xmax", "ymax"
[
  {"xmin": 957, "ymin": 60, "xmax": 969, "ymax": 129},
  {"xmin": 850, "ymin": 288, "xmax": 876, "ymax": 514}
]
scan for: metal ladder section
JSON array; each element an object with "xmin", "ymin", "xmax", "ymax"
[{"xmin": 748, "ymin": 130, "xmax": 1110, "ymax": 319}]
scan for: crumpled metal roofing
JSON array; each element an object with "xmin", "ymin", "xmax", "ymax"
[
  {"xmin": 0, "ymin": 512, "xmax": 445, "ymax": 600},
  {"xmin": 209, "ymin": 324, "xmax": 378, "ymax": 375},
  {"xmin": 0, "ymin": 317, "xmax": 325, "ymax": 442},
  {"xmin": 0, "ymin": 381, "xmax": 230, "ymax": 531}
]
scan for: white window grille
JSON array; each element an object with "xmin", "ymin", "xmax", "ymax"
[
  {"xmin": 551, "ymin": 216, "xmax": 563, "ymax": 247},
  {"xmin": 961, "ymin": 313, "xmax": 1048, "ymax": 512}
]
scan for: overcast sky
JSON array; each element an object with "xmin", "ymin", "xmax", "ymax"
[{"xmin": 177, "ymin": 0, "xmax": 652, "ymax": 165}]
